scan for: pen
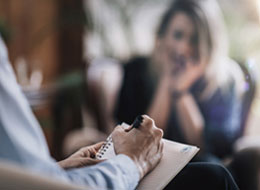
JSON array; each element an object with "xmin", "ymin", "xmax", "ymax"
[{"xmin": 132, "ymin": 115, "xmax": 144, "ymax": 129}]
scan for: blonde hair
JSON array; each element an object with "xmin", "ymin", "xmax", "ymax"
[
  {"xmin": 157, "ymin": 0, "xmax": 243, "ymax": 99},
  {"xmin": 196, "ymin": 0, "xmax": 243, "ymax": 99}
]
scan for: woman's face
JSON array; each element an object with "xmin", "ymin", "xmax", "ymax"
[{"xmin": 158, "ymin": 12, "xmax": 198, "ymax": 70}]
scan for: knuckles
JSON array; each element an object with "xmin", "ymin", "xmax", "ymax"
[
  {"xmin": 112, "ymin": 125, "xmax": 124, "ymax": 136},
  {"xmin": 141, "ymin": 115, "xmax": 155, "ymax": 129},
  {"xmin": 139, "ymin": 115, "xmax": 163, "ymax": 140},
  {"xmin": 154, "ymin": 128, "xmax": 164, "ymax": 139}
]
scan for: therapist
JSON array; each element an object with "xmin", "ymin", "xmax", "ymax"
[{"xmin": 0, "ymin": 35, "xmax": 163, "ymax": 190}]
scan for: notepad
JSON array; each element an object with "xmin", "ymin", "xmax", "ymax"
[{"xmin": 96, "ymin": 123, "xmax": 199, "ymax": 190}]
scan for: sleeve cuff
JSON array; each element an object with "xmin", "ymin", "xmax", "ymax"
[{"xmin": 112, "ymin": 154, "xmax": 140, "ymax": 189}]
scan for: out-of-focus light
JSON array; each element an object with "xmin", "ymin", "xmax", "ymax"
[
  {"xmin": 257, "ymin": 0, "xmax": 260, "ymax": 23},
  {"xmin": 246, "ymin": 58, "xmax": 256, "ymax": 70}
]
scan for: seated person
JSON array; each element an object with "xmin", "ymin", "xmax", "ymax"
[
  {"xmin": 0, "ymin": 35, "xmax": 238, "ymax": 189},
  {"xmin": 114, "ymin": 0, "xmax": 244, "ymax": 160}
]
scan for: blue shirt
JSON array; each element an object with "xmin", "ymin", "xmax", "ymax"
[{"xmin": 0, "ymin": 36, "xmax": 139, "ymax": 190}]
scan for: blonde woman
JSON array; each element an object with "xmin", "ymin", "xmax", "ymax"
[{"xmin": 115, "ymin": 0, "xmax": 244, "ymax": 160}]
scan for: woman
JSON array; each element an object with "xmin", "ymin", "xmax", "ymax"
[{"xmin": 114, "ymin": 0, "xmax": 244, "ymax": 159}]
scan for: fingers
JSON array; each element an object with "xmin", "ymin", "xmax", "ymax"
[
  {"xmin": 186, "ymin": 57, "xmax": 206, "ymax": 72},
  {"xmin": 78, "ymin": 141, "xmax": 105, "ymax": 158},
  {"xmin": 155, "ymin": 128, "xmax": 164, "ymax": 140},
  {"xmin": 159, "ymin": 140, "xmax": 164, "ymax": 155},
  {"xmin": 93, "ymin": 142, "xmax": 105, "ymax": 151},
  {"xmin": 80, "ymin": 158, "xmax": 105, "ymax": 166},
  {"xmin": 124, "ymin": 124, "xmax": 134, "ymax": 132},
  {"xmin": 138, "ymin": 115, "xmax": 163, "ymax": 140},
  {"xmin": 118, "ymin": 115, "xmax": 163, "ymax": 141},
  {"xmin": 140, "ymin": 140, "xmax": 164, "ymax": 178},
  {"xmin": 152, "ymin": 141, "xmax": 164, "ymax": 169},
  {"xmin": 112, "ymin": 124, "xmax": 126, "ymax": 139},
  {"xmin": 111, "ymin": 115, "xmax": 164, "ymax": 179},
  {"xmin": 90, "ymin": 142, "xmax": 106, "ymax": 158},
  {"xmin": 142, "ymin": 115, "xmax": 154, "ymax": 130},
  {"xmin": 137, "ymin": 115, "xmax": 154, "ymax": 132},
  {"xmin": 115, "ymin": 114, "xmax": 163, "ymax": 142}
]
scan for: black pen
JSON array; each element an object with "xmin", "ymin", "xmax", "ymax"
[
  {"xmin": 132, "ymin": 115, "xmax": 144, "ymax": 129},
  {"xmin": 123, "ymin": 115, "xmax": 144, "ymax": 132}
]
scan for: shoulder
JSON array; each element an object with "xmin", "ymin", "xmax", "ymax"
[
  {"xmin": 219, "ymin": 58, "xmax": 245, "ymax": 99},
  {"xmin": 123, "ymin": 56, "xmax": 150, "ymax": 73},
  {"xmin": 121, "ymin": 56, "xmax": 153, "ymax": 88},
  {"xmin": 202, "ymin": 58, "xmax": 244, "ymax": 101}
]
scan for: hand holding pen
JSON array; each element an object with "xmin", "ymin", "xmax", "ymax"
[{"xmin": 112, "ymin": 115, "xmax": 164, "ymax": 179}]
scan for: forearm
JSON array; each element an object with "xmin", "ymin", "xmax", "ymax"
[
  {"xmin": 148, "ymin": 76, "xmax": 172, "ymax": 130},
  {"xmin": 175, "ymin": 93, "xmax": 204, "ymax": 147},
  {"xmin": 66, "ymin": 154, "xmax": 139, "ymax": 190}
]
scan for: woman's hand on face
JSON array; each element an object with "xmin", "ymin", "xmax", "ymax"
[
  {"xmin": 152, "ymin": 39, "xmax": 176, "ymax": 75},
  {"xmin": 170, "ymin": 58, "xmax": 207, "ymax": 93},
  {"xmin": 153, "ymin": 39, "xmax": 207, "ymax": 93},
  {"xmin": 58, "ymin": 142, "xmax": 105, "ymax": 170}
]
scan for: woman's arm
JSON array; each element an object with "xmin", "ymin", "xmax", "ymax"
[
  {"xmin": 148, "ymin": 75, "xmax": 172, "ymax": 131},
  {"xmin": 175, "ymin": 93, "xmax": 205, "ymax": 148},
  {"xmin": 168, "ymin": 59, "xmax": 206, "ymax": 148}
]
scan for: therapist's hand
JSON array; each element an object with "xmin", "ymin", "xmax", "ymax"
[
  {"xmin": 58, "ymin": 142, "xmax": 105, "ymax": 169},
  {"xmin": 112, "ymin": 115, "xmax": 164, "ymax": 179}
]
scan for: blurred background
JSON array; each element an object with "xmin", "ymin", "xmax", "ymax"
[{"xmin": 1, "ymin": 0, "xmax": 260, "ymax": 161}]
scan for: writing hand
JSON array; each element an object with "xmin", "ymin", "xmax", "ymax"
[{"xmin": 112, "ymin": 115, "xmax": 164, "ymax": 179}]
